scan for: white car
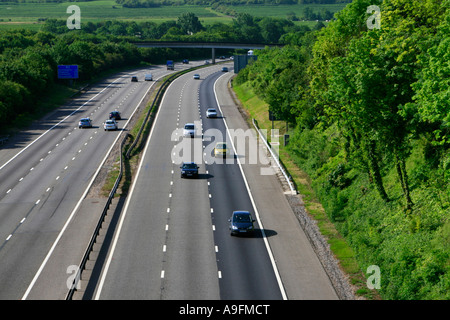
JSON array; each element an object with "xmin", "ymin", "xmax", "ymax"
[
  {"xmin": 193, "ymin": 74, "xmax": 200, "ymax": 80},
  {"xmin": 145, "ymin": 74, "xmax": 153, "ymax": 81},
  {"xmin": 104, "ymin": 119, "xmax": 118, "ymax": 131},
  {"xmin": 206, "ymin": 108, "xmax": 217, "ymax": 118},
  {"xmin": 183, "ymin": 123, "xmax": 195, "ymax": 137}
]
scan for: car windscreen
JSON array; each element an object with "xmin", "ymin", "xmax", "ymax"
[
  {"xmin": 233, "ymin": 214, "xmax": 251, "ymax": 222},
  {"xmin": 185, "ymin": 125, "xmax": 194, "ymax": 130}
]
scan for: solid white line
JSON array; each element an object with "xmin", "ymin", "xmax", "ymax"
[{"xmin": 213, "ymin": 74, "xmax": 288, "ymax": 300}]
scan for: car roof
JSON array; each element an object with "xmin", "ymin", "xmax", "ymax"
[{"xmin": 232, "ymin": 211, "xmax": 251, "ymax": 215}]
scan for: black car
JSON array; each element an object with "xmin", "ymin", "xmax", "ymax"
[
  {"xmin": 229, "ymin": 211, "xmax": 255, "ymax": 236},
  {"xmin": 180, "ymin": 162, "xmax": 199, "ymax": 178},
  {"xmin": 131, "ymin": 76, "xmax": 138, "ymax": 82},
  {"xmin": 109, "ymin": 111, "xmax": 121, "ymax": 120}
]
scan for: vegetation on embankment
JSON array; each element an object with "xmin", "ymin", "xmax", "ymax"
[{"xmin": 233, "ymin": 0, "xmax": 450, "ymax": 300}]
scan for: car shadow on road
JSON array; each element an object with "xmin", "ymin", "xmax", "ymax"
[
  {"xmin": 254, "ymin": 228, "xmax": 278, "ymax": 238},
  {"xmin": 197, "ymin": 173, "xmax": 214, "ymax": 179},
  {"xmin": 233, "ymin": 229, "xmax": 278, "ymax": 238}
]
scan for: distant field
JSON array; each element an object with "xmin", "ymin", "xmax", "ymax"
[{"xmin": 0, "ymin": 1, "xmax": 346, "ymax": 30}]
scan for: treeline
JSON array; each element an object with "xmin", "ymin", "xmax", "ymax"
[
  {"xmin": 42, "ymin": 12, "xmax": 309, "ymax": 43},
  {"xmin": 0, "ymin": 26, "xmax": 191, "ymax": 129},
  {"xmin": 235, "ymin": 0, "xmax": 450, "ymax": 299},
  {"xmin": 116, "ymin": 0, "xmax": 350, "ymax": 8},
  {"xmin": 0, "ymin": 30, "xmax": 145, "ymax": 128}
]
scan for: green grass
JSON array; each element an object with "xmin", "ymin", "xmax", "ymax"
[
  {"xmin": 228, "ymin": 3, "xmax": 347, "ymax": 18},
  {"xmin": 0, "ymin": 1, "xmax": 345, "ymax": 28}
]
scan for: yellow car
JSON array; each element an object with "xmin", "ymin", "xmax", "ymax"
[{"xmin": 214, "ymin": 142, "xmax": 229, "ymax": 158}]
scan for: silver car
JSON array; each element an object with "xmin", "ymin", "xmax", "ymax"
[
  {"xmin": 104, "ymin": 119, "xmax": 118, "ymax": 131},
  {"xmin": 78, "ymin": 118, "xmax": 92, "ymax": 129}
]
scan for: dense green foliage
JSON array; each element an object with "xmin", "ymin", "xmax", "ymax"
[{"xmin": 236, "ymin": 0, "xmax": 450, "ymax": 299}]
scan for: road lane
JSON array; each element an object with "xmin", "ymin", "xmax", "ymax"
[
  {"xmin": 213, "ymin": 70, "xmax": 339, "ymax": 300},
  {"xmin": 0, "ymin": 63, "xmax": 187, "ymax": 299},
  {"xmin": 199, "ymin": 67, "xmax": 284, "ymax": 299},
  {"xmin": 94, "ymin": 63, "xmax": 287, "ymax": 300},
  {"xmin": 94, "ymin": 66, "xmax": 224, "ymax": 300}
]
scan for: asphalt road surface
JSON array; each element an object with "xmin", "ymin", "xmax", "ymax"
[
  {"xmin": 92, "ymin": 63, "xmax": 338, "ymax": 300},
  {"xmin": 0, "ymin": 60, "xmax": 339, "ymax": 300},
  {"xmin": 0, "ymin": 61, "xmax": 199, "ymax": 299}
]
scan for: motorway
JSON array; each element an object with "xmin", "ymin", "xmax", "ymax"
[
  {"xmin": 0, "ymin": 60, "xmax": 339, "ymax": 300},
  {"xmin": 91, "ymin": 63, "xmax": 338, "ymax": 300},
  {"xmin": 0, "ymin": 61, "xmax": 199, "ymax": 299}
]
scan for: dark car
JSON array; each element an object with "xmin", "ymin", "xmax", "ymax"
[
  {"xmin": 229, "ymin": 211, "xmax": 255, "ymax": 236},
  {"xmin": 131, "ymin": 76, "xmax": 138, "ymax": 82},
  {"xmin": 180, "ymin": 162, "xmax": 199, "ymax": 178},
  {"xmin": 109, "ymin": 111, "xmax": 121, "ymax": 120},
  {"xmin": 182, "ymin": 59, "xmax": 189, "ymax": 64},
  {"xmin": 221, "ymin": 67, "xmax": 228, "ymax": 72}
]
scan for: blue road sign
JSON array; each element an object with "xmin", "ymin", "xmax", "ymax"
[{"xmin": 58, "ymin": 65, "xmax": 79, "ymax": 79}]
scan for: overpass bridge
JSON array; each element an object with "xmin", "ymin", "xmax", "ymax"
[{"xmin": 132, "ymin": 41, "xmax": 281, "ymax": 63}]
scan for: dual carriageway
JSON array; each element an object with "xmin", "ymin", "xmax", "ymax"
[{"xmin": 0, "ymin": 59, "xmax": 338, "ymax": 300}]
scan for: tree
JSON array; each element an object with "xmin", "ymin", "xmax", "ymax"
[
  {"xmin": 232, "ymin": 13, "xmax": 263, "ymax": 43},
  {"xmin": 177, "ymin": 12, "xmax": 204, "ymax": 34},
  {"xmin": 412, "ymin": 1, "xmax": 450, "ymax": 145}
]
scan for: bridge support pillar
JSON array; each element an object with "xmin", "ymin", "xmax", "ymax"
[{"xmin": 212, "ymin": 48, "xmax": 216, "ymax": 64}]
